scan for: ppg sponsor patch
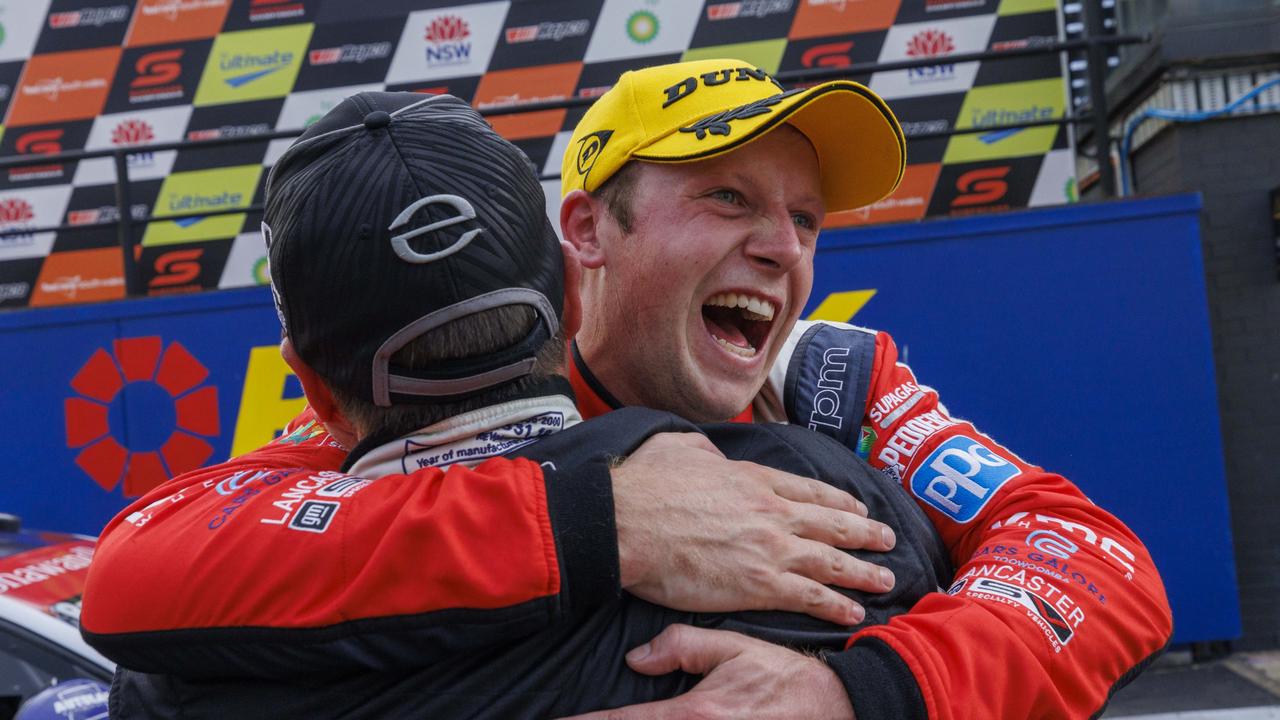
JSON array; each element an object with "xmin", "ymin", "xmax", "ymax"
[{"xmin": 910, "ymin": 435, "xmax": 1021, "ymax": 523}]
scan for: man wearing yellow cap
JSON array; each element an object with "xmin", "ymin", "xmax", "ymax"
[
  {"xmin": 553, "ymin": 58, "xmax": 1170, "ymax": 720},
  {"xmin": 83, "ymin": 59, "xmax": 1172, "ymax": 719}
]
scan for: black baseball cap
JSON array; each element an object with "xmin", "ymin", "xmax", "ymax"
[{"xmin": 264, "ymin": 92, "xmax": 563, "ymax": 407}]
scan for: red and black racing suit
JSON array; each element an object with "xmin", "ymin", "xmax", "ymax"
[{"xmin": 82, "ymin": 322, "xmax": 1172, "ymax": 719}]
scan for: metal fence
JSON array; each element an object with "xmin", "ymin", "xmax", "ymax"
[{"xmin": 0, "ymin": 5, "xmax": 1144, "ymax": 299}]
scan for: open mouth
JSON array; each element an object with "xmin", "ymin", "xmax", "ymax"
[{"xmin": 702, "ymin": 292, "xmax": 776, "ymax": 359}]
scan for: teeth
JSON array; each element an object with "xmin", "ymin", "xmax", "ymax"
[
  {"xmin": 705, "ymin": 292, "xmax": 776, "ymax": 321},
  {"xmin": 713, "ymin": 334, "xmax": 758, "ymax": 358}
]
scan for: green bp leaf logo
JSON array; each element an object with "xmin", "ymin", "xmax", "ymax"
[{"xmin": 626, "ymin": 10, "xmax": 658, "ymax": 44}]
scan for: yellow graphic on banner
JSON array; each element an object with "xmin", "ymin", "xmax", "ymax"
[
  {"xmin": 682, "ymin": 39, "xmax": 787, "ymax": 74},
  {"xmin": 807, "ymin": 290, "xmax": 876, "ymax": 323},
  {"xmin": 997, "ymin": 0, "xmax": 1058, "ymax": 15},
  {"xmin": 231, "ymin": 345, "xmax": 309, "ymax": 457},
  {"xmin": 194, "ymin": 24, "xmax": 313, "ymax": 106},
  {"xmin": 143, "ymin": 165, "xmax": 262, "ymax": 246},
  {"xmin": 943, "ymin": 78, "xmax": 1067, "ymax": 164}
]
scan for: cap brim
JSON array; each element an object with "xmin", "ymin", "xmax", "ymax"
[{"xmin": 633, "ymin": 81, "xmax": 905, "ymax": 212}]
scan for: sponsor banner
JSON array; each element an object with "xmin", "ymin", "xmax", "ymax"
[
  {"xmin": 690, "ymin": 0, "xmax": 800, "ymax": 47},
  {"xmin": 890, "ymin": 91, "xmax": 967, "ymax": 165},
  {"xmin": 383, "ymin": 74, "xmax": 481, "ymax": 102},
  {"xmin": 105, "ymin": 40, "xmax": 212, "ymax": 113},
  {"xmin": 7, "ymin": 46, "xmax": 122, "ymax": 127},
  {"xmin": 274, "ymin": 82, "xmax": 384, "ymax": 133},
  {"xmin": 178, "ymin": 97, "xmax": 279, "ymax": 169},
  {"xmin": 294, "ymin": 18, "xmax": 400, "ymax": 91},
  {"xmin": 0, "ymin": 257, "xmax": 42, "ymax": 308},
  {"xmin": 978, "ymin": 10, "xmax": 1060, "ymax": 85},
  {"xmin": 29, "ymin": 246, "xmax": 124, "ymax": 306},
  {"xmin": 0, "ymin": 184, "xmax": 73, "ymax": 261},
  {"xmin": 928, "ymin": 156, "xmax": 1042, "ymax": 216},
  {"xmin": 789, "ymin": 0, "xmax": 901, "ymax": 39},
  {"xmin": 138, "ymin": 237, "xmax": 233, "ymax": 295},
  {"xmin": 126, "ymin": 0, "xmax": 230, "ymax": 47},
  {"xmin": 142, "ymin": 164, "xmax": 262, "ymax": 246},
  {"xmin": 893, "ymin": 0, "xmax": 995, "ymax": 24},
  {"xmin": 34, "ymin": 2, "xmax": 132, "ymax": 53},
  {"xmin": 870, "ymin": 15, "xmax": 996, "ymax": 100},
  {"xmin": 474, "ymin": 61, "xmax": 582, "ymax": 141},
  {"xmin": 0, "ymin": 1, "xmax": 54, "ymax": 63},
  {"xmin": 943, "ymin": 77, "xmax": 1067, "ymax": 163},
  {"xmin": 221, "ymin": 0, "xmax": 316, "ymax": 31},
  {"xmin": 193, "ymin": 23, "xmax": 313, "ymax": 106},
  {"xmin": 0, "ymin": 121, "xmax": 92, "ymax": 190},
  {"xmin": 681, "ymin": 37, "xmax": 788, "ymax": 74},
  {"xmin": 57, "ymin": 179, "xmax": 158, "ymax": 253},
  {"xmin": 73, "ymin": 105, "xmax": 193, "ymax": 186},
  {"xmin": 582, "ymin": 0, "xmax": 701, "ymax": 64},
  {"xmin": 490, "ymin": 0, "xmax": 598, "ymax": 71},
  {"xmin": 825, "ymin": 162, "xmax": 941, "ymax": 228},
  {"xmin": 777, "ymin": 31, "xmax": 887, "ymax": 82},
  {"xmin": 385, "ymin": 2, "xmax": 510, "ymax": 85},
  {"xmin": 997, "ymin": 0, "xmax": 1057, "ymax": 15},
  {"xmin": 217, "ymin": 230, "xmax": 268, "ymax": 289},
  {"xmin": 1028, "ymin": 148, "xmax": 1077, "ymax": 207}
]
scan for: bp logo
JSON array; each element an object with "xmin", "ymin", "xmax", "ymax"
[
  {"xmin": 64, "ymin": 337, "xmax": 220, "ymax": 496},
  {"xmin": 626, "ymin": 10, "xmax": 658, "ymax": 44},
  {"xmin": 252, "ymin": 256, "xmax": 270, "ymax": 285}
]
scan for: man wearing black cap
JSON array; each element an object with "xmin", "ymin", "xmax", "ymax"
[{"xmin": 83, "ymin": 91, "xmax": 951, "ymax": 718}]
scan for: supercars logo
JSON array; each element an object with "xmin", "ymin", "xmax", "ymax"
[
  {"xmin": 134, "ymin": 49, "xmax": 183, "ymax": 87},
  {"xmin": 952, "ymin": 166, "xmax": 1010, "ymax": 209},
  {"xmin": 801, "ymin": 41, "xmax": 852, "ymax": 68},
  {"xmin": 149, "ymin": 247, "xmax": 203, "ymax": 290},
  {"xmin": 64, "ymin": 337, "xmax": 219, "ymax": 496},
  {"xmin": 15, "ymin": 129, "xmax": 64, "ymax": 155}
]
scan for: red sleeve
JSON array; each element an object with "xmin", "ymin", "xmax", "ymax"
[
  {"xmin": 829, "ymin": 332, "xmax": 1172, "ymax": 719},
  {"xmin": 81, "ymin": 409, "xmax": 619, "ymax": 678}
]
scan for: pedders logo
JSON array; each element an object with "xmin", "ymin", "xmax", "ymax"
[
  {"xmin": 906, "ymin": 29, "xmax": 956, "ymax": 82},
  {"xmin": 424, "ymin": 15, "xmax": 471, "ymax": 66},
  {"xmin": 64, "ymin": 337, "xmax": 220, "ymax": 497}
]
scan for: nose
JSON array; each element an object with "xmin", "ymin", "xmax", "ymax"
[{"xmin": 744, "ymin": 211, "xmax": 804, "ymax": 272}]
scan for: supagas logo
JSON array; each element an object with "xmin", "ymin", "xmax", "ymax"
[{"xmin": 424, "ymin": 15, "xmax": 471, "ymax": 66}]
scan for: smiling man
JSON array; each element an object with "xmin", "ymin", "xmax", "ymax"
[{"xmin": 81, "ymin": 60, "xmax": 1172, "ymax": 720}]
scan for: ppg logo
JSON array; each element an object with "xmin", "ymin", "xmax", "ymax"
[{"xmin": 911, "ymin": 436, "xmax": 1021, "ymax": 523}]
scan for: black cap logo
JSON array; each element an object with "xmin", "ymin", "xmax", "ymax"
[
  {"xmin": 388, "ymin": 194, "xmax": 483, "ymax": 265},
  {"xmin": 575, "ymin": 129, "xmax": 613, "ymax": 179}
]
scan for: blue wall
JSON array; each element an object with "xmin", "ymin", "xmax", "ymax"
[{"xmin": 0, "ymin": 193, "xmax": 1238, "ymax": 643}]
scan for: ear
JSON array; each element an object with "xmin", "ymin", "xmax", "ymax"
[
  {"xmin": 559, "ymin": 240, "xmax": 583, "ymax": 338},
  {"xmin": 559, "ymin": 189, "xmax": 607, "ymax": 269},
  {"xmin": 281, "ymin": 338, "xmax": 358, "ymax": 446}
]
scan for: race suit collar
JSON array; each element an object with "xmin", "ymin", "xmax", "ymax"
[{"xmin": 347, "ymin": 391, "xmax": 582, "ymax": 479}]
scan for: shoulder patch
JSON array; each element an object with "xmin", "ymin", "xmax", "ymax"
[{"xmin": 783, "ymin": 323, "xmax": 876, "ymax": 448}]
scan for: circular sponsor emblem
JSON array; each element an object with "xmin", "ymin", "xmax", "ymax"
[
  {"xmin": 252, "ymin": 255, "xmax": 270, "ymax": 285},
  {"xmin": 626, "ymin": 10, "xmax": 658, "ymax": 44},
  {"xmin": 575, "ymin": 130, "xmax": 613, "ymax": 179}
]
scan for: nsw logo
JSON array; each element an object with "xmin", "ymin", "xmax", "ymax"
[
  {"xmin": 905, "ymin": 29, "xmax": 955, "ymax": 82},
  {"xmin": 424, "ymin": 15, "xmax": 471, "ymax": 67},
  {"xmin": 911, "ymin": 435, "xmax": 1020, "ymax": 523}
]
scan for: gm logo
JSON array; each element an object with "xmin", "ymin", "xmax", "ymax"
[{"xmin": 911, "ymin": 435, "xmax": 1020, "ymax": 523}]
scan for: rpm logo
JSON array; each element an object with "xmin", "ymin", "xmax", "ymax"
[{"xmin": 951, "ymin": 166, "xmax": 1009, "ymax": 208}]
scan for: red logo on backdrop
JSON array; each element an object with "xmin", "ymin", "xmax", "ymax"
[
  {"xmin": 425, "ymin": 15, "xmax": 469, "ymax": 43},
  {"xmin": 64, "ymin": 337, "xmax": 220, "ymax": 496},
  {"xmin": 112, "ymin": 119, "xmax": 156, "ymax": 146},
  {"xmin": 134, "ymin": 50, "xmax": 183, "ymax": 88},
  {"xmin": 952, "ymin": 166, "xmax": 1010, "ymax": 208},
  {"xmin": 16, "ymin": 129, "xmax": 65, "ymax": 155},
  {"xmin": 0, "ymin": 199, "xmax": 35, "ymax": 225},
  {"xmin": 150, "ymin": 248, "xmax": 203, "ymax": 289},
  {"xmin": 906, "ymin": 29, "xmax": 955, "ymax": 58},
  {"xmin": 802, "ymin": 41, "xmax": 854, "ymax": 68}
]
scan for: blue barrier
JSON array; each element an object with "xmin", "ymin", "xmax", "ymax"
[{"xmin": 0, "ymin": 193, "xmax": 1237, "ymax": 643}]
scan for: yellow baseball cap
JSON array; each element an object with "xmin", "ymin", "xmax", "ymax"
[{"xmin": 561, "ymin": 58, "xmax": 905, "ymax": 212}]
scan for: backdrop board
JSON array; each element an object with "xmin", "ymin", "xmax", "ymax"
[{"xmin": 0, "ymin": 193, "xmax": 1237, "ymax": 644}]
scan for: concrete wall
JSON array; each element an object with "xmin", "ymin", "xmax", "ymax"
[{"xmin": 1129, "ymin": 113, "xmax": 1280, "ymax": 650}]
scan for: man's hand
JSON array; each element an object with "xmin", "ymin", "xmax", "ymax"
[
  {"xmin": 561, "ymin": 625, "xmax": 855, "ymax": 720},
  {"xmin": 612, "ymin": 432, "xmax": 896, "ymax": 626}
]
